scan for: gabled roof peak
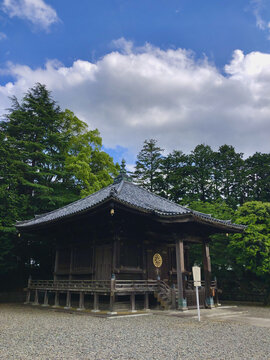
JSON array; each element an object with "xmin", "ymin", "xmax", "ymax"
[{"xmin": 113, "ymin": 172, "xmax": 132, "ymax": 185}]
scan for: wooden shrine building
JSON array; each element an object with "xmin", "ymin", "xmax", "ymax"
[{"xmin": 16, "ymin": 175, "xmax": 245, "ymax": 313}]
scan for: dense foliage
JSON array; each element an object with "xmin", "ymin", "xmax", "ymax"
[
  {"xmin": 132, "ymin": 139, "xmax": 270, "ymax": 303},
  {"xmin": 133, "ymin": 139, "xmax": 163, "ymax": 192},
  {"xmin": 133, "ymin": 140, "xmax": 270, "ymax": 206},
  {"xmin": 0, "ymin": 84, "xmax": 119, "ymax": 287}
]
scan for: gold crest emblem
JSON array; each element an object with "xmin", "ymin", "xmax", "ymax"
[{"xmin": 153, "ymin": 253, "xmax": 162, "ymax": 268}]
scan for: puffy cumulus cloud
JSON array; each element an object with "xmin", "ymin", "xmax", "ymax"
[
  {"xmin": 0, "ymin": 42, "xmax": 270, "ymax": 158},
  {"xmin": 2, "ymin": 0, "xmax": 59, "ymax": 30}
]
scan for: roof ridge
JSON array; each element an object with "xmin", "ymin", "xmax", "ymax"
[
  {"xmin": 124, "ymin": 181, "xmax": 191, "ymax": 212},
  {"xmin": 116, "ymin": 179, "xmax": 125, "ymax": 194}
]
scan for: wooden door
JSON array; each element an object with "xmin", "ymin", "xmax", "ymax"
[{"xmin": 95, "ymin": 245, "xmax": 112, "ymax": 280}]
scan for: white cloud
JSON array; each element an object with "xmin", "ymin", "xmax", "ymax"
[
  {"xmin": 253, "ymin": 4, "xmax": 265, "ymax": 29},
  {"xmin": 250, "ymin": 0, "xmax": 270, "ymax": 38},
  {"xmin": 2, "ymin": 0, "xmax": 59, "ymax": 30},
  {"xmin": 0, "ymin": 32, "xmax": 7, "ymax": 40},
  {"xmin": 1, "ymin": 41, "xmax": 270, "ymax": 159}
]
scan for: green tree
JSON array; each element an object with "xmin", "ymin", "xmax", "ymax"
[
  {"xmin": 230, "ymin": 201, "xmax": 270, "ymax": 276},
  {"xmin": 133, "ymin": 139, "xmax": 164, "ymax": 192},
  {"xmin": 214, "ymin": 145, "xmax": 245, "ymax": 207},
  {"xmin": 230, "ymin": 201, "xmax": 270, "ymax": 303},
  {"xmin": 0, "ymin": 83, "xmax": 119, "ymax": 286},
  {"xmin": 245, "ymin": 153, "xmax": 270, "ymax": 203},
  {"xmin": 63, "ymin": 110, "xmax": 119, "ymax": 197},
  {"xmin": 189, "ymin": 144, "xmax": 215, "ymax": 202},
  {"xmin": 159, "ymin": 150, "xmax": 191, "ymax": 202},
  {"xmin": 1, "ymin": 83, "xmax": 71, "ymax": 216},
  {"xmin": 0, "ymin": 132, "xmax": 23, "ymax": 274}
]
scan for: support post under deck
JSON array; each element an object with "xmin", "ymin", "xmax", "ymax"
[
  {"xmin": 92, "ymin": 293, "xmax": 100, "ymax": 312},
  {"xmin": 33, "ymin": 289, "xmax": 39, "ymax": 305},
  {"xmin": 108, "ymin": 278, "xmax": 116, "ymax": 314},
  {"xmin": 24, "ymin": 290, "xmax": 31, "ymax": 304},
  {"xmin": 42, "ymin": 290, "xmax": 49, "ymax": 306},
  {"xmin": 53, "ymin": 291, "xmax": 59, "ymax": 308},
  {"xmin": 77, "ymin": 292, "xmax": 85, "ymax": 311},
  {"xmin": 64, "ymin": 291, "xmax": 71, "ymax": 309},
  {"xmin": 144, "ymin": 292, "xmax": 150, "ymax": 311},
  {"xmin": 130, "ymin": 293, "xmax": 136, "ymax": 312}
]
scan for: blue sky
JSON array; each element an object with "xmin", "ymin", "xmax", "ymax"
[
  {"xmin": 1, "ymin": 0, "xmax": 270, "ymax": 165},
  {"xmin": 1, "ymin": 1, "xmax": 270, "ymax": 71}
]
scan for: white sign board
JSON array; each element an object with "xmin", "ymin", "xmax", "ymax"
[
  {"xmin": 192, "ymin": 266, "xmax": 201, "ymax": 287},
  {"xmin": 192, "ymin": 265, "xmax": 201, "ymax": 322}
]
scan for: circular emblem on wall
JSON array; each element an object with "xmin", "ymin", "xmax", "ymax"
[{"xmin": 153, "ymin": 253, "xmax": 163, "ymax": 268}]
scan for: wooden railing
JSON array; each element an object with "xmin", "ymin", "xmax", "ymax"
[
  {"xmin": 28, "ymin": 279, "xmax": 159, "ymax": 293},
  {"xmin": 158, "ymin": 280, "xmax": 172, "ymax": 299},
  {"xmin": 185, "ymin": 280, "xmax": 217, "ymax": 290},
  {"xmin": 28, "ymin": 279, "xmax": 217, "ymax": 293},
  {"xmin": 29, "ymin": 280, "xmax": 111, "ymax": 292},
  {"xmin": 115, "ymin": 280, "xmax": 158, "ymax": 292}
]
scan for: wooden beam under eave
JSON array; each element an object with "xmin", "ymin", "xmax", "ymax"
[
  {"xmin": 153, "ymin": 215, "xmax": 193, "ymax": 224},
  {"xmin": 182, "ymin": 235, "xmax": 206, "ymax": 244},
  {"xmin": 145, "ymin": 231, "xmax": 203, "ymax": 244}
]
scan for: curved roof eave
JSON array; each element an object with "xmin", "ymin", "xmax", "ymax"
[{"xmin": 15, "ymin": 179, "xmax": 246, "ymax": 233}]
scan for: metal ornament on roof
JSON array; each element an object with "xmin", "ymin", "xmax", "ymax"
[{"xmin": 153, "ymin": 253, "xmax": 162, "ymax": 268}]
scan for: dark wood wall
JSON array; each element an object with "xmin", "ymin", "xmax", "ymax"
[{"xmin": 51, "ymin": 205, "xmax": 198, "ymax": 282}]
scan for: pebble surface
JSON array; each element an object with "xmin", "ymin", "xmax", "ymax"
[{"xmin": 0, "ymin": 304, "xmax": 270, "ymax": 359}]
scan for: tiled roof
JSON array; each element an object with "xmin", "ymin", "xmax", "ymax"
[{"xmin": 15, "ymin": 178, "xmax": 245, "ymax": 231}]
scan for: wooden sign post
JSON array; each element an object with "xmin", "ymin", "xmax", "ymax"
[{"xmin": 192, "ymin": 266, "xmax": 201, "ymax": 322}]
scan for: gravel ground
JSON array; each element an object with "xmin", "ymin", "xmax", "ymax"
[
  {"xmin": 0, "ymin": 304, "xmax": 270, "ymax": 360},
  {"xmin": 226, "ymin": 305, "xmax": 270, "ymax": 319}
]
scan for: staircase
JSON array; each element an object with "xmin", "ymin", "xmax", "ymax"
[{"xmin": 154, "ymin": 281, "xmax": 176, "ymax": 310}]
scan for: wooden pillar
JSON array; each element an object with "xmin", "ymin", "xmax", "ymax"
[
  {"xmin": 92, "ymin": 293, "xmax": 100, "ymax": 312},
  {"xmin": 112, "ymin": 239, "xmax": 118, "ymax": 272},
  {"xmin": 203, "ymin": 240, "xmax": 214, "ymax": 308},
  {"xmin": 142, "ymin": 242, "xmax": 147, "ymax": 280},
  {"xmin": 144, "ymin": 292, "xmax": 150, "ymax": 311},
  {"xmin": 33, "ymin": 289, "xmax": 39, "ymax": 305},
  {"xmin": 64, "ymin": 291, "xmax": 71, "ymax": 309},
  {"xmin": 53, "ymin": 291, "xmax": 59, "ymax": 308},
  {"xmin": 42, "ymin": 290, "xmax": 49, "ymax": 307},
  {"xmin": 77, "ymin": 292, "xmax": 85, "ymax": 311},
  {"xmin": 130, "ymin": 293, "xmax": 136, "ymax": 312},
  {"xmin": 69, "ymin": 248, "xmax": 73, "ymax": 280},
  {"xmin": 54, "ymin": 250, "xmax": 59, "ymax": 281},
  {"xmin": 175, "ymin": 239, "xmax": 187, "ymax": 310}
]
